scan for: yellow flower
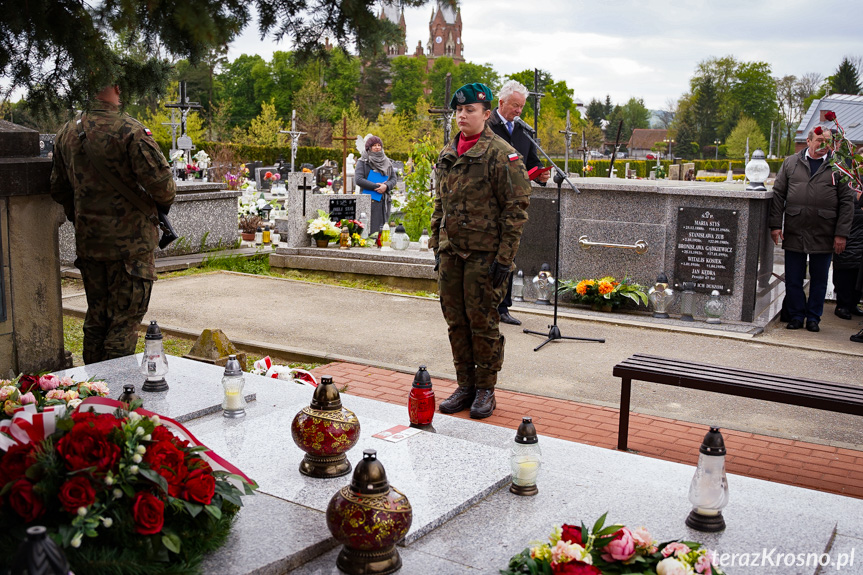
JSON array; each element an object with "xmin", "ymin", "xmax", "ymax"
[{"xmin": 598, "ymin": 281, "xmax": 615, "ymax": 295}]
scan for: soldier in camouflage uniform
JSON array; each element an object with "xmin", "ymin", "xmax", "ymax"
[
  {"xmin": 429, "ymin": 83, "xmax": 531, "ymax": 419},
  {"xmin": 51, "ymin": 84, "xmax": 176, "ymax": 364}
]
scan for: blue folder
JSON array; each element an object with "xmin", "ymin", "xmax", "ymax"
[{"xmin": 360, "ymin": 169, "xmax": 387, "ymax": 201}]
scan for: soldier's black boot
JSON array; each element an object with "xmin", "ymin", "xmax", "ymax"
[
  {"xmin": 469, "ymin": 388, "xmax": 496, "ymax": 419},
  {"xmin": 439, "ymin": 386, "xmax": 476, "ymax": 414}
]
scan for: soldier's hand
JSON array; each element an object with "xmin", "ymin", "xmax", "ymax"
[
  {"xmin": 489, "ymin": 261, "xmax": 509, "ymax": 289},
  {"xmin": 434, "ymin": 252, "xmax": 440, "ymax": 272}
]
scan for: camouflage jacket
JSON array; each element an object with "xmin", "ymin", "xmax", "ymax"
[
  {"xmin": 51, "ymin": 100, "xmax": 176, "ymax": 280},
  {"xmin": 429, "ymin": 126, "xmax": 531, "ymax": 267}
]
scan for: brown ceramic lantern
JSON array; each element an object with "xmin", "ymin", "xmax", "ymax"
[
  {"xmin": 326, "ymin": 449, "xmax": 413, "ymax": 574},
  {"xmin": 291, "ymin": 375, "xmax": 360, "ymax": 478}
]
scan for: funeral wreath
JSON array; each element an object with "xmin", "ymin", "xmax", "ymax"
[
  {"xmin": 0, "ymin": 374, "xmax": 110, "ymax": 420},
  {"xmin": 501, "ymin": 513, "xmax": 725, "ymax": 575},
  {"xmin": 0, "ymin": 395, "xmax": 256, "ymax": 574}
]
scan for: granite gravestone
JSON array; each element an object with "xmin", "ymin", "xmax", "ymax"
[
  {"xmin": 314, "ymin": 160, "xmax": 338, "ymax": 187},
  {"xmin": 329, "ymin": 197, "xmax": 356, "ymax": 222},
  {"xmin": 674, "ymin": 207, "xmax": 738, "ymax": 294},
  {"xmin": 39, "ymin": 134, "xmax": 55, "ymax": 158},
  {"xmin": 255, "ymin": 166, "xmax": 278, "ymax": 191}
]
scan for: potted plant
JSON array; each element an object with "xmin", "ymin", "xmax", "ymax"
[
  {"xmin": 239, "ymin": 215, "xmax": 262, "ymax": 242},
  {"xmin": 558, "ymin": 276, "xmax": 648, "ymax": 311},
  {"xmin": 307, "ymin": 210, "xmax": 340, "ymax": 247}
]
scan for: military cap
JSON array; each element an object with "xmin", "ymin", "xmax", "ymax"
[{"xmin": 450, "ymin": 83, "xmax": 494, "ymax": 109}]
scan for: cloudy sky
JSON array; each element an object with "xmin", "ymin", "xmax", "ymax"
[{"xmin": 228, "ymin": 0, "xmax": 863, "ymax": 110}]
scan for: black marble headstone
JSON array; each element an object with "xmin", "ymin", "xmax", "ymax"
[
  {"xmin": 329, "ymin": 197, "xmax": 356, "ymax": 222},
  {"xmin": 674, "ymin": 207, "xmax": 738, "ymax": 294}
]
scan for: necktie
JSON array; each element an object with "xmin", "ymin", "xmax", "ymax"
[{"xmin": 506, "ymin": 121, "xmax": 513, "ymax": 134}]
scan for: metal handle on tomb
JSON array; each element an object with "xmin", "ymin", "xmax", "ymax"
[{"xmin": 578, "ymin": 235, "xmax": 648, "ymax": 255}]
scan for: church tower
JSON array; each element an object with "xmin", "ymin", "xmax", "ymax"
[
  {"xmin": 380, "ymin": 1, "xmax": 407, "ymax": 57},
  {"xmin": 426, "ymin": 2, "xmax": 463, "ymax": 64}
]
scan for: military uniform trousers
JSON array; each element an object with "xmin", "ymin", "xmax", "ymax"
[
  {"xmin": 77, "ymin": 258, "xmax": 153, "ymax": 364},
  {"xmin": 438, "ymin": 249, "xmax": 508, "ymax": 389}
]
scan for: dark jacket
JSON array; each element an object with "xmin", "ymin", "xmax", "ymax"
[
  {"xmin": 429, "ymin": 126, "xmax": 531, "ymax": 267},
  {"xmin": 768, "ymin": 149, "xmax": 854, "ymax": 254},
  {"xmin": 834, "ymin": 193, "xmax": 863, "ymax": 269},
  {"xmin": 487, "ymin": 110, "xmax": 544, "ymax": 185}
]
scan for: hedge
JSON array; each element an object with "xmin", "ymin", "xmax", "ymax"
[
  {"xmin": 544, "ymin": 158, "xmax": 786, "ymax": 178},
  {"xmin": 155, "ymin": 140, "xmax": 410, "ymax": 167}
]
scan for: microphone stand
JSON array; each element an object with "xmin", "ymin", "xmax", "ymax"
[{"xmin": 516, "ymin": 121, "xmax": 606, "ymax": 351}]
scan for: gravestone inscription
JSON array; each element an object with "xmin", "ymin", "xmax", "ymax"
[
  {"xmin": 674, "ymin": 207, "xmax": 738, "ymax": 294},
  {"xmin": 329, "ymin": 197, "xmax": 356, "ymax": 222}
]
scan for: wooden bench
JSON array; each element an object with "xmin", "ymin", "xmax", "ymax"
[{"xmin": 613, "ymin": 353, "xmax": 863, "ymax": 451}]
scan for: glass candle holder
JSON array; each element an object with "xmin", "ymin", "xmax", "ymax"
[{"xmin": 222, "ymin": 355, "xmax": 247, "ymax": 418}]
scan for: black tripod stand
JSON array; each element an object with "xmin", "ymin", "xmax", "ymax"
[{"xmin": 518, "ymin": 126, "xmax": 605, "ymax": 351}]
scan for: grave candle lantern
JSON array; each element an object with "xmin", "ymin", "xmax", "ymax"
[
  {"xmin": 648, "ymin": 272, "xmax": 674, "ymax": 318},
  {"xmin": 686, "ymin": 426, "xmax": 729, "ymax": 532},
  {"xmin": 532, "ymin": 263, "xmax": 554, "ymax": 305},
  {"xmin": 407, "ymin": 365, "xmax": 435, "ymax": 430},
  {"xmin": 359, "ymin": 212, "xmax": 370, "ymax": 239},
  {"xmin": 391, "ymin": 224, "xmax": 410, "ymax": 251},
  {"xmin": 260, "ymin": 203, "xmax": 273, "ymax": 221},
  {"xmin": 340, "ymin": 225, "xmax": 351, "ymax": 249},
  {"xmin": 291, "ymin": 375, "xmax": 360, "ymax": 477},
  {"xmin": 419, "ymin": 228, "xmax": 430, "ymax": 251},
  {"xmin": 512, "ymin": 270, "xmax": 525, "ymax": 302},
  {"xmin": 326, "ymin": 449, "xmax": 412, "ymax": 575},
  {"xmin": 221, "ymin": 354, "xmax": 247, "ymax": 418},
  {"xmin": 117, "ymin": 384, "xmax": 141, "ymax": 406},
  {"xmin": 679, "ymin": 281, "xmax": 696, "ymax": 321},
  {"xmin": 704, "ymin": 290, "xmax": 725, "ymax": 324},
  {"xmin": 510, "ymin": 416, "xmax": 541, "ymax": 496},
  {"xmin": 745, "ymin": 149, "xmax": 770, "ymax": 191},
  {"xmin": 12, "ymin": 526, "xmax": 70, "ymax": 575},
  {"xmin": 140, "ymin": 321, "xmax": 168, "ymax": 392}
]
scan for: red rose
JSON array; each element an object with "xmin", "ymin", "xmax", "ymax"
[
  {"xmin": 825, "ymin": 111, "xmax": 836, "ymax": 122},
  {"xmin": 553, "ymin": 561, "xmax": 602, "ymax": 575},
  {"xmin": 813, "ymin": 126, "xmax": 823, "ymax": 135},
  {"xmin": 0, "ymin": 443, "xmax": 35, "ymax": 486},
  {"xmin": 9, "ymin": 479, "xmax": 45, "ymax": 522},
  {"xmin": 58, "ymin": 476, "xmax": 96, "ymax": 513},
  {"xmin": 144, "ymin": 440, "xmax": 187, "ymax": 496},
  {"xmin": 184, "ymin": 468, "xmax": 216, "ymax": 505},
  {"xmin": 150, "ymin": 425, "xmax": 175, "ymax": 443},
  {"xmin": 561, "ymin": 524, "xmax": 583, "ymax": 545},
  {"xmin": 57, "ymin": 415, "xmax": 121, "ymax": 473},
  {"xmin": 132, "ymin": 492, "xmax": 164, "ymax": 535},
  {"xmin": 17, "ymin": 375, "xmax": 39, "ymax": 393}
]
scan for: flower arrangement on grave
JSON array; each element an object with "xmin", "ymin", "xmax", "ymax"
[
  {"xmin": 339, "ymin": 218, "xmax": 364, "ymax": 237},
  {"xmin": 351, "ymin": 233, "xmax": 366, "ymax": 247},
  {"xmin": 239, "ymin": 214, "xmax": 263, "ymax": 235},
  {"xmin": 583, "ymin": 164, "xmax": 595, "ymax": 175},
  {"xmin": 225, "ymin": 164, "xmax": 250, "ymax": 191},
  {"xmin": 193, "ymin": 150, "xmax": 210, "ymax": 169},
  {"xmin": 0, "ymin": 397, "xmax": 256, "ymax": 575},
  {"xmin": 250, "ymin": 357, "xmax": 318, "ymax": 387},
  {"xmin": 819, "ymin": 112, "xmax": 863, "ymax": 195},
  {"xmin": 169, "ymin": 150, "xmax": 185, "ymax": 164},
  {"xmin": 501, "ymin": 513, "xmax": 725, "ymax": 575},
  {"xmin": 307, "ymin": 209, "xmax": 340, "ymax": 242},
  {"xmin": 0, "ymin": 374, "xmax": 110, "ymax": 420},
  {"xmin": 558, "ymin": 276, "xmax": 648, "ymax": 310}
]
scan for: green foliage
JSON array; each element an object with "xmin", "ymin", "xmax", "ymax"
[
  {"xmin": 400, "ymin": 137, "xmax": 438, "ymax": 240},
  {"xmin": 829, "ymin": 57, "xmax": 862, "ymax": 95},
  {"xmin": 726, "ymin": 116, "xmax": 767, "ymax": 158},
  {"xmin": 390, "ymin": 55, "xmax": 428, "ymax": 115},
  {"xmin": 244, "ymin": 99, "xmax": 287, "ymax": 147}
]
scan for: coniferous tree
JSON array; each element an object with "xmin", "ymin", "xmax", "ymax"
[{"xmin": 829, "ymin": 58, "xmax": 862, "ymax": 95}]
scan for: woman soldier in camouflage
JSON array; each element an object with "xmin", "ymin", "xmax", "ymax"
[{"xmin": 429, "ymin": 83, "xmax": 531, "ymax": 419}]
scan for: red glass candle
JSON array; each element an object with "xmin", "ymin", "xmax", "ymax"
[{"xmin": 407, "ymin": 365, "xmax": 435, "ymax": 429}]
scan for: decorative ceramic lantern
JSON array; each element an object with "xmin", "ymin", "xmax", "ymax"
[
  {"xmin": 679, "ymin": 281, "xmax": 696, "ymax": 322},
  {"xmin": 326, "ymin": 449, "xmax": 413, "ymax": 575},
  {"xmin": 291, "ymin": 375, "xmax": 360, "ymax": 478},
  {"xmin": 510, "ymin": 416, "xmax": 541, "ymax": 496},
  {"xmin": 117, "ymin": 384, "xmax": 140, "ymax": 406},
  {"xmin": 686, "ymin": 427, "xmax": 729, "ymax": 532},
  {"xmin": 704, "ymin": 290, "xmax": 725, "ymax": 324},
  {"xmin": 141, "ymin": 321, "xmax": 168, "ymax": 392},
  {"xmin": 391, "ymin": 223, "xmax": 410, "ymax": 250},
  {"xmin": 222, "ymin": 354, "xmax": 247, "ymax": 418},
  {"xmin": 407, "ymin": 365, "xmax": 435, "ymax": 430},
  {"xmin": 532, "ymin": 263, "xmax": 555, "ymax": 305},
  {"xmin": 11, "ymin": 526, "xmax": 70, "ymax": 575},
  {"xmin": 648, "ymin": 272, "xmax": 674, "ymax": 319},
  {"xmin": 745, "ymin": 149, "xmax": 770, "ymax": 191},
  {"xmin": 512, "ymin": 270, "xmax": 525, "ymax": 302}
]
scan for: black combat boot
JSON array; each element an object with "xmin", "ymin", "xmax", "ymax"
[
  {"xmin": 439, "ymin": 386, "xmax": 476, "ymax": 414},
  {"xmin": 469, "ymin": 388, "xmax": 496, "ymax": 419}
]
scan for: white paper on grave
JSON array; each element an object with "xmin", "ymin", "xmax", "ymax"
[{"xmin": 372, "ymin": 424, "xmax": 423, "ymax": 443}]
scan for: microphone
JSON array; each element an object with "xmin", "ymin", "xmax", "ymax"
[{"xmin": 514, "ymin": 117, "xmax": 535, "ymax": 134}]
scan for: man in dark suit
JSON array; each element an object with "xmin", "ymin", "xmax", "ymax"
[{"xmin": 487, "ymin": 80, "xmax": 548, "ymax": 325}]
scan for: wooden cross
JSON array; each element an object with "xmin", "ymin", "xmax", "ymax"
[
  {"xmin": 528, "ymin": 68, "xmax": 545, "ymax": 143},
  {"xmin": 297, "ymin": 174, "xmax": 313, "ymax": 216},
  {"xmin": 331, "ymin": 116, "xmax": 354, "ymax": 194},
  {"xmin": 428, "ymin": 72, "xmax": 455, "ymax": 145},
  {"xmin": 575, "ymin": 129, "xmax": 589, "ymax": 167}
]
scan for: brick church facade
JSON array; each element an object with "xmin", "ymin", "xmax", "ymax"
[{"xmin": 380, "ymin": 1, "xmax": 464, "ymax": 67}]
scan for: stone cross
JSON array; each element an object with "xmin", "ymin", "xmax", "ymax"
[
  {"xmin": 428, "ymin": 72, "xmax": 455, "ymax": 145},
  {"xmin": 528, "ymin": 68, "xmax": 545, "ymax": 143},
  {"xmin": 161, "ymin": 108, "xmax": 180, "ymax": 155},
  {"xmin": 331, "ymin": 116, "xmax": 353, "ymax": 194},
  {"xmin": 279, "ymin": 110, "xmax": 305, "ymax": 172},
  {"xmin": 165, "ymin": 81, "xmax": 202, "ymax": 139}
]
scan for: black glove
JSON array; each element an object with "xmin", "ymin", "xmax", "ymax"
[
  {"xmin": 488, "ymin": 260, "xmax": 509, "ymax": 289},
  {"xmin": 434, "ymin": 252, "xmax": 441, "ymax": 272}
]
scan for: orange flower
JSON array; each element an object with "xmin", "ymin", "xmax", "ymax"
[
  {"xmin": 598, "ymin": 281, "xmax": 615, "ymax": 295},
  {"xmin": 575, "ymin": 280, "xmax": 594, "ymax": 295}
]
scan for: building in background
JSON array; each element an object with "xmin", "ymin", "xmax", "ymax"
[
  {"xmin": 796, "ymin": 94, "xmax": 863, "ymax": 152},
  {"xmin": 380, "ymin": 1, "xmax": 464, "ymax": 68}
]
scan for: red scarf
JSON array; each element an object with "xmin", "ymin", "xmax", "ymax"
[{"xmin": 457, "ymin": 132, "xmax": 482, "ymax": 156}]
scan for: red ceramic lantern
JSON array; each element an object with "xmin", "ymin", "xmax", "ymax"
[
  {"xmin": 291, "ymin": 375, "xmax": 360, "ymax": 478},
  {"xmin": 326, "ymin": 449, "xmax": 413, "ymax": 574},
  {"xmin": 407, "ymin": 365, "xmax": 435, "ymax": 429}
]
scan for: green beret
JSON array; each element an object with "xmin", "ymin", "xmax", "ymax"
[{"xmin": 450, "ymin": 83, "xmax": 493, "ymax": 109}]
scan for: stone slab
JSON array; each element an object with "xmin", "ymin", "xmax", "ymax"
[{"xmin": 53, "ymin": 354, "xmax": 257, "ymax": 423}]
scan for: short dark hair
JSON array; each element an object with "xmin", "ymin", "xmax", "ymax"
[{"xmin": 480, "ymin": 101, "xmax": 492, "ymax": 111}]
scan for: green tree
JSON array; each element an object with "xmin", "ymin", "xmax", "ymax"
[
  {"xmin": 390, "ymin": 55, "xmax": 428, "ymax": 115},
  {"xmin": 428, "ymin": 57, "xmax": 459, "ymax": 106},
  {"xmin": 357, "ymin": 55, "xmax": 391, "ymax": 120},
  {"xmin": 506, "ymin": 69, "xmax": 551, "ymax": 120},
  {"xmin": 692, "ymin": 76, "xmax": 719, "ymax": 150},
  {"xmin": 401, "ymin": 136, "xmax": 439, "ymax": 240},
  {"xmin": 829, "ymin": 57, "xmax": 862, "ymax": 95},
  {"xmin": 322, "ymin": 47, "xmax": 362, "ymax": 115},
  {"xmin": 455, "ymin": 62, "xmax": 500, "ymax": 95},
  {"xmin": 245, "ymin": 99, "xmax": 287, "ymax": 147},
  {"xmin": 726, "ymin": 116, "xmax": 767, "ymax": 159},
  {"xmin": 732, "ymin": 61, "xmax": 778, "ymax": 139},
  {"xmin": 295, "ymin": 78, "xmax": 335, "ymax": 147},
  {"xmin": 586, "ymin": 98, "xmax": 606, "ymax": 127},
  {"xmin": 217, "ymin": 54, "xmax": 271, "ymax": 128}
]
